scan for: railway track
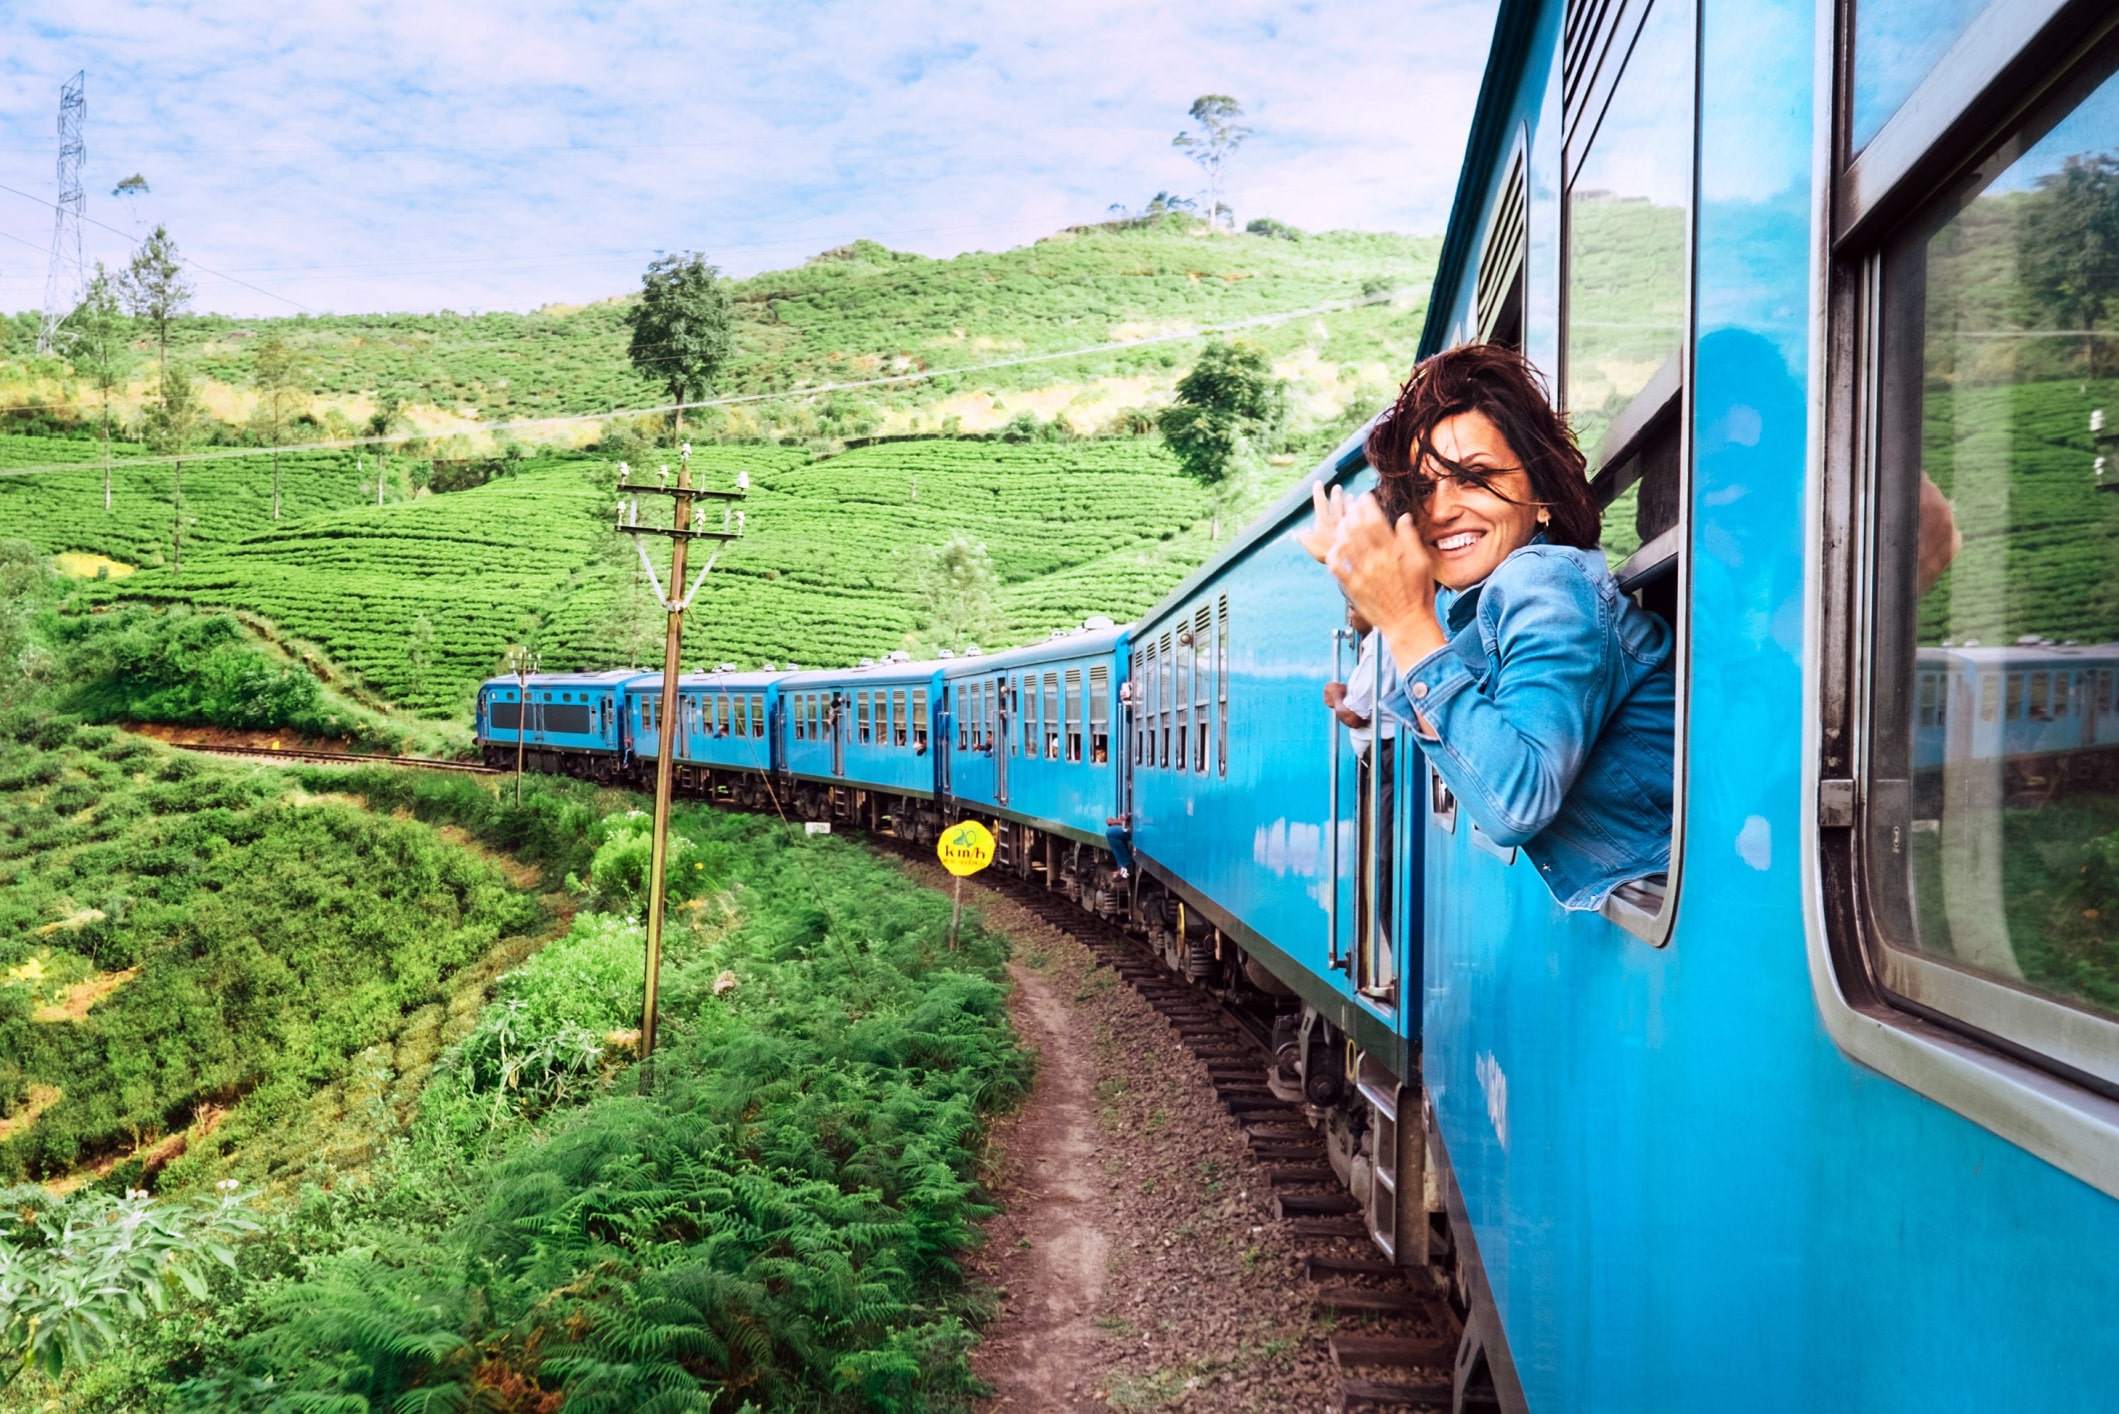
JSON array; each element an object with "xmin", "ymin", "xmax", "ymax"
[
  {"xmin": 162, "ymin": 741, "xmax": 501, "ymax": 774},
  {"xmin": 870, "ymin": 833, "xmax": 1461, "ymax": 1411}
]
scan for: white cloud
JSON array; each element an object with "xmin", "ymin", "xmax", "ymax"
[{"xmin": 0, "ymin": 0, "xmax": 1495, "ymax": 315}]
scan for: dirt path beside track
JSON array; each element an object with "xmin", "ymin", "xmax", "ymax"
[{"xmin": 914, "ymin": 868, "xmax": 1337, "ymax": 1412}]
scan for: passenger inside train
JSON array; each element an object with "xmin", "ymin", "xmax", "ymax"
[
  {"xmin": 1302, "ymin": 343, "xmax": 1676, "ymax": 910},
  {"xmin": 1324, "ymin": 602, "xmax": 1398, "ymax": 981}
]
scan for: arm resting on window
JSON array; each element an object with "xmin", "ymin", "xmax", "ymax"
[{"xmin": 1386, "ymin": 560, "xmax": 1612, "ymax": 848}]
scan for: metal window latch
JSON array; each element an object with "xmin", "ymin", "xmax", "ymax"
[{"xmin": 1818, "ymin": 778, "xmax": 1856, "ymax": 829}]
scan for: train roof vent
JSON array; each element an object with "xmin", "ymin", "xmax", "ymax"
[
  {"xmin": 1083, "ymin": 615, "xmax": 1115, "ymax": 631},
  {"xmin": 888, "ymin": 650, "xmax": 911, "ymax": 663},
  {"xmin": 964, "ymin": 645, "xmax": 982, "ymax": 656},
  {"xmin": 1050, "ymin": 629, "xmax": 1068, "ymax": 639},
  {"xmin": 938, "ymin": 648, "xmax": 955, "ymax": 658},
  {"xmin": 2018, "ymin": 635, "xmax": 2042, "ymax": 645},
  {"xmin": 860, "ymin": 657, "xmax": 876, "ymax": 667}
]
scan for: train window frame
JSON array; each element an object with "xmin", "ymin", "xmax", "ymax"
[
  {"xmin": 1557, "ymin": 0, "xmax": 1698, "ymax": 947},
  {"xmin": 1815, "ymin": 0, "xmax": 2119, "ymax": 1196},
  {"xmin": 894, "ymin": 689, "xmax": 910, "ymax": 748},
  {"xmin": 1090, "ymin": 665, "xmax": 1111, "ymax": 765},
  {"xmin": 913, "ymin": 689, "xmax": 928, "ymax": 752},
  {"xmin": 1043, "ymin": 672, "xmax": 1061, "ymax": 760},
  {"xmin": 1064, "ymin": 669, "xmax": 1084, "ymax": 763}
]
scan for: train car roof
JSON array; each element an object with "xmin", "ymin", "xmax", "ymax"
[
  {"xmin": 774, "ymin": 659, "xmax": 949, "ymax": 690},
  {"xmin": 676, "ymin": 669, "xmax": 787, "ymax": 691},
  {"xmin": 479, "ymin": 668, "xmax": 658, "ymax": 690},
  {"xmin": 942, "ymin": 625, "xmax": 1129, "ymax": 676},
  {"xmin": 1918, "ymin": 642, "xmax": 2119, "ymax": 666}
]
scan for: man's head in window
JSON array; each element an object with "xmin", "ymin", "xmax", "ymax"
[{"xmin": 1365, "ymin": 344, "xmax": 1600, "ymax": 590}]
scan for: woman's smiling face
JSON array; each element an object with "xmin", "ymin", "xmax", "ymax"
[{"xmin": 1414, "ymin": 409, "xmax": 1545, "ymax": 590}]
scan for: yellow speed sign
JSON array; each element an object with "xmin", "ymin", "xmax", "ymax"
[{"xmin": 937, "ymin": 821, "xmax": 997, "ymax": 877}]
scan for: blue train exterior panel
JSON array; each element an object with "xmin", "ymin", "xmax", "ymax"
[
  {"xmin": 1411, "ymin": 0, "xmax": 2119, "ymax": 1409},
  {"xmin": 475, "ymin": 669, "xmax": 648, "ymax": 762},
  {"xmin": 776, "ymin": 662, "xmax": 944, "ymax": 797},
  {"xmin": 675, "ymin": 670, "xmax": 781, "ymax": 776},
  {"xmin": 943, "ymin": 628, "xmax": 1128, "ymax": 845}
]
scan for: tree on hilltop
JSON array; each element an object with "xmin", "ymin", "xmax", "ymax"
[
  {"xmin": 625, "ymin": 252, "xmax": 734, "ymax": 441},
  {"xmin": 1158, "ymin": 339, "xmax": 1283, "ymax": 483},
  {"xmin": 252, "ymin": 333, "xmax": 310, "ymax": 520},
  {"xmin": 1173, "ymin": 96, "xmax": 1251, "ymax": 231},
  {"xmin": 65, "ymin": 263, "xmax": 134, "ymax": 513},
  {"xmin": 120, "ymin": 224, "xmax": 193, "ymax": 376}
]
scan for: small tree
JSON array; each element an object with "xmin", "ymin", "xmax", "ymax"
[
  {"xmin": 146, "ymin": 363, "xmax": 202, "ymax": 578},
  {"xmin": 1172, "ymin": 96, "xmax": 1251, "ymax": 231},
  {"xmin": 1157, "ymin": 340, "xmax": 1283, "ymax": 482},
  {"xmin": 65, "ymin": 264, "xmax": 133, "ymax": 512},
  {"xmin": 251, "ymin": 333, "xmax": 308, "ymax": 520},
  {"xmin": 2020, "ymin": 153, "xmax": 2119, "ymax": 377},
  {"xmin": 120, "ymin": 224, "xmax": 193, "ymax": 375},
  {"xmin": 624, "ymin": 252, "xmax": 734, "ymax": 440},
  {"xmin": 915, "ymin": 534, "xmax": 1001, "ymax": 653},
  {"xmin": 406, "ymin": 615, "xmax": 436, "ymax": 707}
]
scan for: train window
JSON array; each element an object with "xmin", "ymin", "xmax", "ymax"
[
  {"xmin": 1090, "ymin": 666, "xmax": 1110, "ymax": 765},
  {"xmin": 1017, "ymin": 675, "xmax": 1032, "ymax": 756},
  {"xmin": 913, "ymin": 689, "xmax": 928, "ymax": 750},
  {"xmin": 2102, "ymin": 671, "xmax": 2115, "ymax": 714},
  {"xmin": 893, "ymin": 689, "xmax": 909, "ymax": 747},
  {"xmin": 752, "ymin": 695, "xmax": 765, "ymax": 738},
  {"xmin": 1848, "ymin": 0, "xmax": 1994, "ymax": 153},
  {"xmin": 1567, "ymin": 0, "xmax": 1693, "ymax": 585},
  {"xmin": 1136, "ymin": 643, "xmax": 1153, "ymax": 766},
  {"xmin": 1917, "ymin": 675, "xmax": 1938, "ymax": 727},
  {"xmin": 719, "ymin": 696, "xmax": 733, "ymax": 736},
  {"xmin": 1064, "ymin": 669, "xmax": 1083, "ymax": 762},
  {"xmin": 958, "ymin": 688, "xmax": 969, "ymax": 749},
  {"xmin": 1159, "ymin": 633, "xmax": 1174, "ymax": 768},
  {"xmin": 1217, "ymin": 596, "xmax": 1230, "ymax": 776},
  {"xmin": 1043, "ymin": 673, "xmax": 1061, "ymax": 760},
  {"xmin": 1852, "ymin": 42, "xmax": 2119, "ymax": 1093},
  {"xmin": 1562, "ymin": 0, "xmax": 1693, "ymax": 943},
  {"xmin": 856, "ymin": 692, "xmax": 870, "ymax": 745},
  {"xmin": 1175, "ymin": 633, "xmax": 1192, "ymax": 771},
  {"xmin": 1193, "ymin": 605, "xmax": 1212, "ymax": 773},
  {"xmin": 734, "ymin": 696, "xmax": 748, "ymax": 736}
]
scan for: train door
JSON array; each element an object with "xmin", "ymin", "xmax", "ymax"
[
  {"xmin": 996, "ymin": 676, "xmax": 1010, "ymax": 806},
  {"xmin": 831, "ymin": 691, "xmax": 846, "ymax": 777}
]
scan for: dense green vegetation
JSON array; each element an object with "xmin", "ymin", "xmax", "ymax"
[
  {"xmin": 0, "ymin": 710, "xmax": 541, "ymax": 1185},
  {"xmin": 76, "ymin": 439, "xmax": 1236, "ymax": 716}
]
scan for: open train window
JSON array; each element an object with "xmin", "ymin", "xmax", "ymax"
[
  {"xmin": 1064, "ymin": 669, "xmax": 1083, "ymax": 763},
  {"xmin": 893, "ymin": 689, "xmax": 909, "ymax": 747},
  {"xmin": 857, "ymin": 691, "xmax": 872, "ymax": 745},
  {"xmin": 1560, "ymin": 0, "xmax": 1695, "ymax": 942},
  {"xmin": 1477, "ymin": 143, "xmax": 1527, "ymax": 349},
  {"xmin": 1846, "ymin": 29, "xmax": 2119, "ymax": 1094},
  {"xmin": 913, "ymin": 689, "xmax": 927, "ymax": 751},
  {"xmin": 1090, "ymin": 665, "xmax": 1110, "ymax": 765},
  {"xmin": 1043, "ymin": 673, "xmax": 1061, "ymax": 760}
]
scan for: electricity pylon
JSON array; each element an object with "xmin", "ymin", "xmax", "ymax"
[{"xmin": 38, "ymin": 72, "xmax": 87, "ymax": 356}]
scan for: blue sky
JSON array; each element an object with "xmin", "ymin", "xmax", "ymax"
[{"xmin": 0, "ymin": 0, "xmax": 1496, "ymax": 317}]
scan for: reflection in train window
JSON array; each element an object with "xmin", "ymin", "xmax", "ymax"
[
  {"xmin": 1849, "ymin": 0, "xmax": 1993, "ymax": 153},
  {"xmin": 1866, "ymin": 52, "xmax": 2119, "ymax": 1077}
]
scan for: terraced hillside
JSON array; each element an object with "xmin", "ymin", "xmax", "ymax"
[
  {"xmin": 0, "ymin": 221, "xmax": 1436, "ymax": 451},
  {"xmin": 86, "ymin": 439, "xmax": 1233, "ymax": 715}
]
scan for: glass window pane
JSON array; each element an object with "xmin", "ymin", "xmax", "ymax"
[
  {"xmin": 1851, "ymin": 0, "xmax": 1993, "ymax": 153},
  {"xmin": 1565, "ymin": 0, "xmax": 1694, "ymax": 467},
  {"xmin": 1873, "ymin": 58, "xmax": 2119, "ymax": 1027}
]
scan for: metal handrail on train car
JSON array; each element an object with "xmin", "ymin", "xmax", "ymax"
[{"xmin": 1326, "ymin": 625, "xmax": 1354, "ymax": 971}]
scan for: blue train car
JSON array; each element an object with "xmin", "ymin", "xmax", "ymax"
[
  {"xmin": 776, "ymin": 656, "xmax": 947, "ymax": 838},
  {"xmin": 666, "ymin": 668, "xmax": 784, "ymax": 808},
  {"xmin": 1914, "ymin": 643, "xmax": 2119, "ymax": 782},
  {"xmin": 1404, "ymin": 0, "xmax": 2119, "ymax": 1407},
  {"xmin": 941, "ymin": 624, "xmax": 1129, "ymax": 883},
  {"xmin": 475, "ymin": 669, "xmax": 647, "ymax": 777}
]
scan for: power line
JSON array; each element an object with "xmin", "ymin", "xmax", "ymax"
[
  {"xmin": 0, "ymin": 178, "xmax": 319, "ymax": 315},
  {"xmin": 0, "ymin": 286, "xmax": 1418, "ymax": 478}
]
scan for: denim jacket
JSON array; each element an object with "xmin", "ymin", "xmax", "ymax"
[{"xmin": 1380, "ymin": 540, "xmax": 1675, "ymax": 910}]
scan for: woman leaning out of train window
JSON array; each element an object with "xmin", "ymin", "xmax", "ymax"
[{"xmin": 1301, "ymin": 344, "xmax": 1675, "ymax": 910}]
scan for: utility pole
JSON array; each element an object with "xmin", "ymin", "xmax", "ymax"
[
  {"xmin": 506, "ymin": 645, "xmax": 541, "ymax": 806},
  {"xmin": 613, "ymin": 446, "xmax": 748, "ymax": 1066}
]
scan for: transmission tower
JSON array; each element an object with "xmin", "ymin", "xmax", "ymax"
[{"xmin": 38, "ymin": 72, "xmax": 87, "ymax": 356}]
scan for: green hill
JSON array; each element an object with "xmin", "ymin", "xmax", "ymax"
[
  {"xmin": 2, "ymin": 219, "xmax": 1432, "ymax": 720},
  {"xmin": 81, "ymin": 439, "xmax": 1248, "ymax": 715}
]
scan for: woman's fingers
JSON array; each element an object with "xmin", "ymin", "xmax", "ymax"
[{"xmin": 1296, "ymin": 481, "xmax": 1338, "ymax": 563}]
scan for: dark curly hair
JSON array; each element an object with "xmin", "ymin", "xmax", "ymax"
[{"xmin": 1363, "ymin": 344, "xmax": 1601, "ymax": 551}]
